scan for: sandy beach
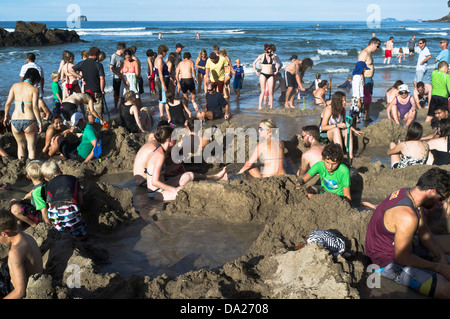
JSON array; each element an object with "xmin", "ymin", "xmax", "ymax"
[{"xmin": 0, "ymin": 87, "xmax": 448, "ymax": 300}]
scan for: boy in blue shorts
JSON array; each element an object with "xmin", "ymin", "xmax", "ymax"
[
  {"xmin": 233, "ymin": 59, "xmax": 244, "ymax": 99},
  {"xmin": 40, "ymin": 160, "xmax": 87, "ymax": 240},
  {"xmin": 299, "ymin": 142, "xmax": 351, "ymax": 204},
  {"xmin": 10, "ymin": 160, "xmax": 51, "ymax": 228}
]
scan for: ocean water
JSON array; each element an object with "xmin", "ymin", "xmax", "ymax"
[{"xmin": 0, "ymin": 20, "xmax": 448, "ymax": 109}]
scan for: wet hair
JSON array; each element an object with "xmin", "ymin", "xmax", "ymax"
[
  {"xmin": 117, "ymin": 42, "xmax": 126, "ymax": 50},
  {"xmin": 158, "ymin": 45, "xmax": 169, "ymax": 55},
  {"xmin": 302, "ymin": 125, "xmax": 320, "ymax": 141},
  {"xmin": 213, "ymin": 44, "xmax": 220, "ymax": 51},
  {"xmin": 183, "ymin": 52, "xmax": 191, "ymax": 59},
  {"xmin": 81, "ymin": 50, "xmax": 89, "ymax": 59},
  {"xmin": 146, "ymin": 49, "xmax": 155, "ymax": 57},
  {"xmin": 198, "ymin": 49, "xmax": 207, "ymax": 58},
  {"xmin": 40, "ymin": 160, "xmax": 61, "ymax": 181},
  {"xmin": 264, "ymin": 43, "xmax": 271, "ymax": 51},
  {"xmin": 315, "ymin": 73, "xmax": 321, "ymax": 80},
  {"xmin": 26, "ymin": 160, "xmax": 44, "ymax": 181},
  {"xmin": 0, "ymin": 210, "xmax": 17, "ymax": 233},
  {"xmin": 154, "ymin": 126, "xmax": 174, "ymax": 144},
  {"xmin": 416, "ymin": 167, "xmax": 450, "ymax": 194},
  {"xmin": 88, "ymin": 46, "xmax": 100, "ymax": 57},
  {"xmin": 322, "ymin": 142, "xmax": 344, "ymax": 164},
  {"xmin": 419, "ymin": 38, "xmax": 426, "ymax": 45},
  {"xmin": 301, "ymin": 58, "xmax": 314, "ymax": 70},
  {"xmin": 26, "ymin": 52, "xmax": 36, "ymax": 62},
  {"xmin": 23, "ymin": 68, "xmax": 41, "ymax": 85},
  {"xmin": 330, "ymin": 91, "xmax": 346, "ymax": 119},
  {"xmin": 130, "ymin": 45, "xmax": 137, "ymax": 54},
  {"xmin": 405, "ymin": 122, "xmax": 423, "ymax": 141}
]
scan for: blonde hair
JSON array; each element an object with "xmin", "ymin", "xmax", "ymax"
[
  {"xmin": 41, "ymin": 160, "xmax": 61, "ymax": 180},
  {"xmin": 260, "ymin": 119, "xmax": 277, "ymax": 130},
  {"xmin": 26, "ymin": 160, "xmax": 44, "ymax": 181},
  {"xmin": 51, "ymin": 72, "xmax": 60, "ymax": 79},
  {"xmin": 235, "ymin": 58, "xmax": 240, "ymax": 63}
]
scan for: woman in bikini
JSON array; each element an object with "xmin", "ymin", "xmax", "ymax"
[
  {"xmin": 388, "ymin": 121, "xmax": 429, "ymax": 169},
  {"xmin": 313, "ymin": 80, "xmax": 331, "ymax": 106},
  {"xmin": 119, "ymin": 48, "xmax": 141, "ymax": 109},
  {"xmin": 60, "ymin": 51, "xmax": 81, "ymax": 99},
  {"xmin": 3, "ymin": 68, "xmax": 43, "ymax": 160},
  {"xmin": 253, "ymin": 44, "xmax": 280, "ymax": 109},
  {"xmin": 238, "ymin": 119, "xmax": 286, "ymax": 178},
  {"xmin": 320, "ymin": 91, "xmax": 362, "ymax": 161}
]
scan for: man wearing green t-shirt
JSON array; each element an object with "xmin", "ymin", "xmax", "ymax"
[
  {"xmin": 49, "ymin": 113, "xmax": 98, "ymax": 163},
  {"xmin": 299, "ymin": 143, "xmax": 351, "ymax": 204},
  {"xmin": 427, "ymin": 60, "xmax": 450, "ymax": 123}
]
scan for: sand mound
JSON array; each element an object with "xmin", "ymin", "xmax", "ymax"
[{"xmin": 0, "ymin": 116, "xmax": 448, "ymax": 299}]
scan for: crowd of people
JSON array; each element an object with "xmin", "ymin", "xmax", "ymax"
[{"xmin": 0, "ymin": 34, "xmax": 449, "ymax": 299}]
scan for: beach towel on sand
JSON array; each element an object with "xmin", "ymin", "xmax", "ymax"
[{"xmin": 307, "ymin": 230, "xmax": 346, "ymax": 255}]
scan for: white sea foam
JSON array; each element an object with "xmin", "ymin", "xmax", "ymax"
[
  {"xmin": 76, "ymin": 31, "xmax": 154, "ymax": 36},
  {"xmin": 422, "ymin": 32, "xmax": 448, "ymax": 36},
  {"xmin": 317, "ymin": 49, "xmax": 348, "ymax": 56},
  {"xmin": 324, "ymin": 68, "xmax": 350, "ymax": 74}
]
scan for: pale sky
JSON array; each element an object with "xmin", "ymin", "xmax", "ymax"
[{"xmin": 0, "ymin": 0, "xmax": 447, "ymax": 21}]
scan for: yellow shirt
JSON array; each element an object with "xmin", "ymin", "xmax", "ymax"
[{"xmin": 205, "ymin": 56, "xmax": 229, "ymax": 82}]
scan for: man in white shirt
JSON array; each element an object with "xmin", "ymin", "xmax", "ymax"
[
  {"xmin": 414, "ymin": 39, "xmax": 432, "ymax": 85},
  {"xmin": 19, "ymin": 52, "xmax": 51, "ymax": 120}
]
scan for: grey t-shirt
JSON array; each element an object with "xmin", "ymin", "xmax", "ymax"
[
  {"xmin": 110, "ymin": 53, "xmax": 124, "ymax": 79},
  {"xmin": 407, "ymin": 38, "xmax": 416, "ymax": 49}
]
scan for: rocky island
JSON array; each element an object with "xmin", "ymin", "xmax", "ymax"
[
  {"xmin": 0, "ymin": 21, "xmax": 83, "ymax": 47},
  {"xmin": 424, "ymin": 13, "xmax": 450, "ymax": 22}
]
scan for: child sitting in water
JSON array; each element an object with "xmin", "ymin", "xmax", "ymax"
[
  {"xmin": 10, "ymin": 160, "xmax": 51, "ymax": 228},
  {"xmin": 299, "ymin": 143, "xmax": 351, "ymax": 205},
  {"xmin": 41, "ymin": 160, "xmax": 87, "ymax": 240}
]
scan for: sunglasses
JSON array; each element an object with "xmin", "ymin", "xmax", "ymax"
[
  {"xmin": 301, "ymin": 134, "xmax": 310, "ymax": 138},
  {"xmin": 436, "ymin": 189, "xmax": 449, "ymax": 201},
  {"xmin": 259, "ymin": 127, "xmax": 268, "ymax": 131},
  {"xmin": 399, "ymin": 91, "xmax": 408, "ymax": 95}
]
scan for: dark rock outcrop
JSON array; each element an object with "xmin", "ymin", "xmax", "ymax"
[
  {"xmin": 424, "ymin": 13, "xmax": 450, "ymax": 22},
  {"xmin": 0, "ymin": 21, "xmax": 83, "ymax": 47}
]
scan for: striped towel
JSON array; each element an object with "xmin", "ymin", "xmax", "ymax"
[{"xmin": 307, "ymin": 230, "xmax": 346, "ymax": 255}]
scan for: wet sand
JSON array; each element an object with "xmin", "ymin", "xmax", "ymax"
[{"xmin": 0, "ymin": 90, "xmax": 449, "ymax": 300}]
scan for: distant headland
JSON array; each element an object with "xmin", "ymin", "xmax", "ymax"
[
  {"xmin": 0, "ymin": 21, "xmax": 84, "ymax": 47},
  {"xmin": 424, "ymin": 13, "xmax": 450, "ymax": 22}
]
